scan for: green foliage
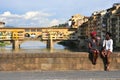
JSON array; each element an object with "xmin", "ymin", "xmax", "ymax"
[
  {"xmin": 0, "ymin": 42, "xmax": 6, "ymax": 46},
  {"xmin": 0, "ymin": 41, "xmax": 10, "ymax": 46}
]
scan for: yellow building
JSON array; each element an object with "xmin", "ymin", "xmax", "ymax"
[
  {"xmin": 77, "ymin": 3, "xmax": 120, "ymax": 48},
  {"xmin": 0, "ymin": 28, "xmax": 25, "ymax": 40},
  {"xmin": 69, "ymin": 14, "xmax": 88, "ymax": 28},
  {"xmin": 41, "ymin": 28, "xmax": 76, "ymax": 40}
]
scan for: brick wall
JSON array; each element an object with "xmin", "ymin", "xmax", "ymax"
[{"xmin": 0, "ymin": 52, "xmax": 120, "ymax": 71}]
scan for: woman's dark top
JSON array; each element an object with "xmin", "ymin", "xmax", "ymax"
[{"xmin": 88, "ymin": 39, "xmax": 100, "ymax": 53}]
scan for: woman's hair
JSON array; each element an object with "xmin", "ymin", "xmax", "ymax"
[{"xmin": 106, "ymin": 32, "xmax": 112, "ymax": 37}]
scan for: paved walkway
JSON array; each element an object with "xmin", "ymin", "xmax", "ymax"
[{"xmin": 0, "ymin": 70, "xmax": 120, "ymax": 80}]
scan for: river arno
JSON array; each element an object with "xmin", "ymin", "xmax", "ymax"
[
  {"xmin": 0, "ymin": 41, "xmax": 119, "ymax": 53},
  {"xmin": 0, "ymin": 41, "xmax": 75, "ymax": 53}
]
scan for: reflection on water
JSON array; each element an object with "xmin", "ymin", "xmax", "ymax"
[{"xmin": 0, "ymin": 41, "xmax": 71, "ymax": 53}]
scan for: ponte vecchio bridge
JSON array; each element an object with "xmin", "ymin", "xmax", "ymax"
[{"xmin": 0, "ymin": 27, "xmax": 77, "ymax": 49}]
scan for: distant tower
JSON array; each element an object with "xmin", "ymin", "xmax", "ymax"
[
  {"xmin": 0, "ymin": 22, "xmax": 5, "ymax": 27},
  {"xmin": 68, "ymin": 19, "xmax": 72, "ymax": 28}
]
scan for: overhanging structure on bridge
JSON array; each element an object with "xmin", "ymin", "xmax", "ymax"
[{"xmin": 0, "ymin": 27, "xmax": 77, "ymax": 49}]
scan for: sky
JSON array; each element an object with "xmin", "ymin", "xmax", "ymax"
[{"xmin": 0, "ymin": 0, "xmax": 120, "ymax": 27}]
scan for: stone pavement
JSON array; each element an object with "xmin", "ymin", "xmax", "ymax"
[{"xmin": 0, "ymin": 70, "xmax": 120, "ymax": 80}]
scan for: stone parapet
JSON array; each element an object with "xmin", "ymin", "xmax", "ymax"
[{"xmin": 0, "ymin": 52, "xmax": 120, "ymax": 71}]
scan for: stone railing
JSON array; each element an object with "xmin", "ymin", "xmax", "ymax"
[{"xmin": 0, "ymin": 52, "xmax": 120, "ymax": 71}]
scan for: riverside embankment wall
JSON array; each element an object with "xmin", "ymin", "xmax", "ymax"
[{"xmin": 0, "ymin": 52, "xmax": 120, "ymax": 71}]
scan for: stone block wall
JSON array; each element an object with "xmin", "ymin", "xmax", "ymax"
[{"xmin": 0, "ymin": 52, "xmax": 120, "ymax": 71}]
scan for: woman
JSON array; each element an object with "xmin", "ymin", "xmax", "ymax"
[
  {"xmin": 101, "ymin": 32, "xmax": 113, "ymax": 71},
  {"xmin": 88, "ymin": 31, "xmax": 100, "ymax": 65}
]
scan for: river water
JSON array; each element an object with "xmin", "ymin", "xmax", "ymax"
[{"xmin": 0, "ymin": 41, "xmax": 73, "ymax": 53}]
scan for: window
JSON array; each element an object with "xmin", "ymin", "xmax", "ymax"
[
  {"xmin": 25, "ymin": 29, "xmax": 30, "ymax": 32},
  {"xmin": 31, "ymin": 29, "xmax": 36, "ymax": 32},
  {"xmin": 37, "ymin": 29, "xmax": 42, "ymax": 32}
]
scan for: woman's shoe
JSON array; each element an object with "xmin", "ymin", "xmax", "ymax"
[
  {"xmin": 106, "ymin": 66, "xmax": 110, "ymax": 71},
  {"xmin": 105, "ymin": 65, "xmax": 110, "ymax": 71}
]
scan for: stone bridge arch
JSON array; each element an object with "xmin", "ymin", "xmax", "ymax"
[{"xmin": 24, "ymin": 33, "xmax": 30, "ymax": 37}]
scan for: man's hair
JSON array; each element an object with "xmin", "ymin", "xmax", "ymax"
[{"xmin": 106, "ymin": 32, "xmax": 112, "ymax": 37}]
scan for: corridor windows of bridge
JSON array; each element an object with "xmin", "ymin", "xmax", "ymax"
[
  {"xmin": 25, "ymin": 29, "xmax": 30, "ymax": 32},
  {"xmin": 37, "ymin": 29, "xmax": 42, "ymax": 32},
  {"xmin": 0, "ymin": 31, "xmax": 12, "ymax": 40},
  {"xmin": 6, "ymin": 32, "xmax": 12, "ymax": 39},
  {"xmin": 31, "ymin": 29, "xmax": 36, "ymax": 32},
  {"xmin": 11, "ymin": 32, "xmax": 17, "ymax": 40},
  {"xmin": 17, "ymin": 31, "xmax": 24, "ymax": 39},
  {"xmin": 64, "ymin": 35, "xmax": 68, "ymax": 40},
  {"xmin": 41, "ymin": 32, "xmax": 50, "ymax": 40}
]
